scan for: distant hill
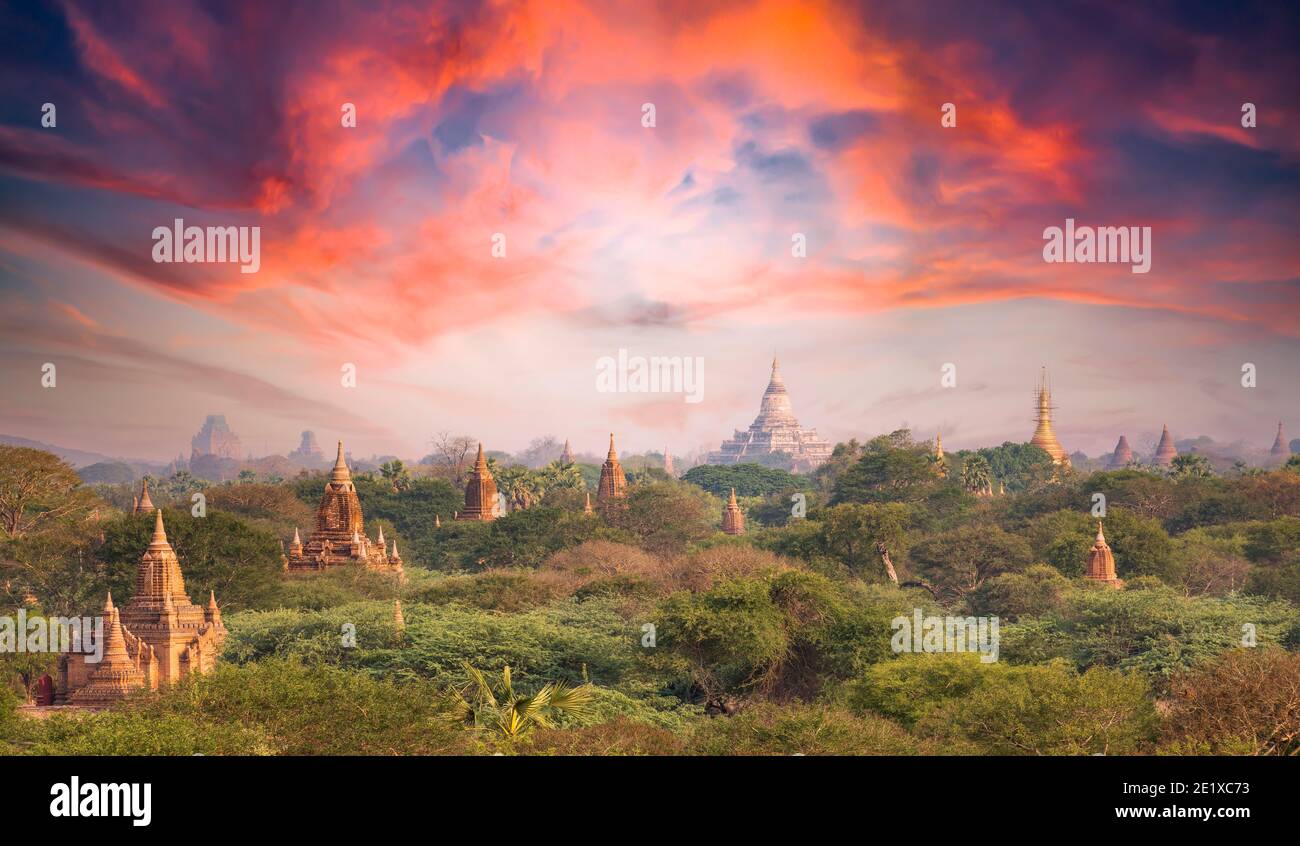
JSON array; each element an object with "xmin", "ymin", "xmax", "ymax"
[{"xmin": 1, "ymin": 434, "xmax": 124, "ymax": 468}]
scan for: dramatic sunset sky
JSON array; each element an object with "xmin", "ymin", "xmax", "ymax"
[{"xmin": 1, "ymin": 0, "xmax": 1297, "ymax": 463}]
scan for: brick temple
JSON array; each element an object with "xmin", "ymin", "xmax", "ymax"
[
  {"xmin": 57, "ymin": 510, "xmax": 227, "ymax": 706},
  {"xmin": 287, "ymin": 440, "xmax": 403, "ymax": 573}
]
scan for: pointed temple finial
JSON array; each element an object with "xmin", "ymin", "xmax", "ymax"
[
  {"xmin": 1096, "ymin": 521, "xmax": 1106, "ymax": 543},
  {"xmin": 151, "ymin": 509, "xmax": 168, "ymax": 546},
  {"xmin": 292, "ymin": 527, "xmax": 301, "ymax": 544},
  {"xmin": 608, "ymin": 433, "xmax": 617, "ymax": 459},
  {"xmin": 561, "ymin": 439, "xmax": 575, "ymax": 465},
  {"xmin": 104, "ymin": 591, "xmax": 114, "ymax": 613},
  {"xmin": 329, "ymin": 439, "xmax": 352, "ymax": 483},
  {"xmin": 377, "ymin": 525, "xmax": 386, "ymax": 546},
  {"xmin": 584, "ymin": 491, "xmax": 593, "ymax": 514},
  {"xmin": 435, "ymin": 514, "xmax": 441, "ymax": 528}
]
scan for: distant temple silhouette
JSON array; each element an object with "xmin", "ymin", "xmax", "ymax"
[{"xmin": 708, "ymin": 358, "xmax": 831, "ymax": 471}]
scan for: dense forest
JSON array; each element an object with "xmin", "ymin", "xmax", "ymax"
[{"xmin": 3, "ymin": 431, "xmax": 1299, "ymax": 755}]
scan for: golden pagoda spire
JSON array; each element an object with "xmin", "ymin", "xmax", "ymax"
[{"xmin": 1030, "ymin": 367, "xmax": 1070, "ymax": 466}]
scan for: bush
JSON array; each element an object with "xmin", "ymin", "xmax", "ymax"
[
  {"xmin": 685, "ymin": 703, "xmax": 932, "ymax": 755},
  {"xmin": 1160, "ymin": 648, "xmax": 1300, "ymax": 755}
]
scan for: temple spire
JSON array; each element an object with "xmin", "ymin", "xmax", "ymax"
[
  {"xmin": 150, "ymin": 509, "xmax": 168, "ymax": 548},
  {"xmin": 1153, "ymin": 424, "xmax": 1178, "ymax": 466},
  {"xmin": 330, "ymin": 440, "xmax": 352, "ymax": 483},
  {"xmin": 722, "ymin": 487, "xmax": 745, "ymax": 535},
  {"xmin": 598, "ymin": 434, "xmax": 628, "ymax": 503},
  {"xmin": 135, "ymin": 478, "xmax": 155, "ymax": 514},
  {"xmin": 1085, "ymin": 520, "xmax": 1122, "ymax": 587},
  {"xmin": 1030, "ymin": 367, "xmax": 1069, "ymax": 466},
  {"xmin": 1271, "ymin": 421, "xmax": 1290, "ymax": 459},
  {"xmin": 458, "ymin": 443, "xmax": 498, "ymax": 521}
]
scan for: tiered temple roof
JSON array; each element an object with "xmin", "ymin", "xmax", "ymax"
[
  {"xmin": 1030, "ymin": 367, "xmax": 1069, "ymax": 466},
  {"xmin": 287, "ymin": 441, "xmax": 403, "ymax": 572},
  {"xmin": 708, "ymin": 358, "xmax": 831, "ymax": 471},
  {"xmin": 458, "ymin": 443, "xmax": 498, "ymax": 521},
  {"xmin": 61, "ymin": 511, "xmax": 227, "ymax": 706},
  {"xmin": 721, "ymin": 488, "xmax": 745, "ymax": 535},
  {"xmin": 1153, "ymin": 424, "xmax": 1178, "ymax": 466},
  {"xmin": 1107, "ymin": 435, "xmax": 1134, "ymax": 470},
  {"xmin": 1084, "ymin": 522, "xmax": 1122, "ymax": 587},
  {"xmin": 597, "ymin": 434, "xmax": 628, "ymax": 503}
]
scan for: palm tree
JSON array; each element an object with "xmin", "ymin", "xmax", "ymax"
[
  {"xmin": 453, "ymin": 664, "xmax": 595, "ymax": 739},
  {"xmin": 961, "ymin": 455, "xmax": 993, "ymax": 495},
  {"xmin": 379, "ymin": 460, "xmax": 412, "ymax": 491}
]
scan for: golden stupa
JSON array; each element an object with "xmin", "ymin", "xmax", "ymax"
[{"xmin": 1030, "ymin": 368, "xmax": 1070, "ymax": 466}]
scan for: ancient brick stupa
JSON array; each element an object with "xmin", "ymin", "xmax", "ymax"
[
  {"xmin": 1084, "ymin": 522, "xmax": 1122, "ymax": 588},
  {"xmin": 663, "ymin": 447, "xmax": 675, "ymax": 478},
  {"xmin": 597, "ymin": 434, "xmax": 628, "ymax": 503},
  {"xmin": 458, "ymin": 443, "xmax": 498, "ymax": 521},
  {"xmin": 709, "ymin": 358, "xmax": 831, "ymax": 471},
  {"xmin": 59, "ymin": 510, "xmax": 227, "ymax": 705},
  {"xmin": 1153, "ymin": 424, "xmax": 1178, "ymax": 466},
  {"xmin": 560, "ymin": 439, "xmax": 575, "ymax": 465},
  {"xmin": 1269, "ymin": 422, "xmax": 1290, "ymax": 464},
  {"xmin": 1107, "ymin": 435, "xmax": 1135, "ymax": 470},
  {"xmin": 721, "ymin": 488, "xmax": 745, "ymax": 535},
  {"xmin": 131, "ymin": 477, "xmax": 155, "ymax": 515},
  {"xmin": 1030, "ymin": 367, "xmax": 1069, "ymax": 466},
  {"xmin": 287, "ymin": 441, "xmax": 403, "ymax": 572}
]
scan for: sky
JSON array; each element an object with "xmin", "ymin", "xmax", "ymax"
[{"xmin": 0, "ymin": 0, "xmax": 1297, "ymax": 463}]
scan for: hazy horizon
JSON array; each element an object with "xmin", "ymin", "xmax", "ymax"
[{"xmin": 2, "ymin": 1, "xmax": 1297, "ymax": 462}]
